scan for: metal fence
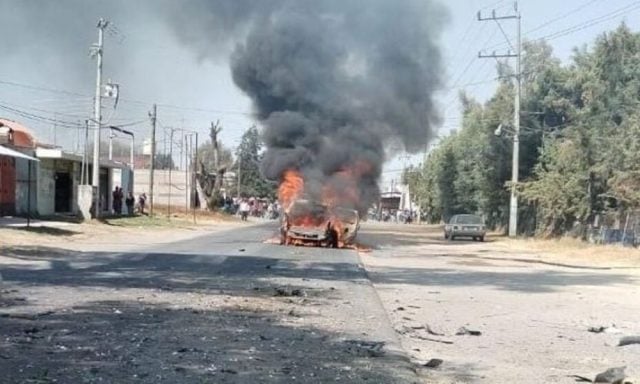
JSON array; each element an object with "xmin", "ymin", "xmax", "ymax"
[{"xmin": 587, "ymin": 211, "xmax": 640, "ymax": 247}]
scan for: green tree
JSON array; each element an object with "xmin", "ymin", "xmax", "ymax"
[{"xmin": 234, "ymin": 126, "xmax": 276, "ymax": 199}]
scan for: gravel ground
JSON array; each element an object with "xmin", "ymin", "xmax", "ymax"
[{"xmin": 358, "ymin": 222, "xmax": 640, "ymax": 383}]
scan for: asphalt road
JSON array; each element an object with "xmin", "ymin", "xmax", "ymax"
[{"xmin": 0, "ymin": 222, "xmax": 418, "ymax": 383}]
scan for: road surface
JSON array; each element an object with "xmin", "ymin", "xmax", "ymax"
[
  {"xmin": 0, "ymin": 222, "xmax": 417, "ymax": 383},
  {"xmin": 3, "ymin": 220, "xmax": 639, "ymax": 383}
]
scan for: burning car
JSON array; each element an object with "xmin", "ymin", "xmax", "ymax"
[{"xmin": 280, "ymin": 199, "xmax": 360, "ymax": 248}]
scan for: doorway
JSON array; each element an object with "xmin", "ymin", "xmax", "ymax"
[{"xmin": 54, "ymin": 172, "xmax": 72, "ymax": 213}]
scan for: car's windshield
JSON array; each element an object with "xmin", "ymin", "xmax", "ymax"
[{"xmin": 454, "ymin": 215, "xmax": 483, "ymax": 225}]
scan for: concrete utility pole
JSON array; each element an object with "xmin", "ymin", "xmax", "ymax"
[
  {"xmin": 236, "ymin": 155, "xmax": 242, "ymax": 199},
  {"xmin": 149, "ymin": 104, "xmax": 157, "ymax": 216},
  {"xmin": 108, "ymin": 128, "xmax": 114, "ymax": 161},
  {"xmin": 193, "ymin": 132, "xmax": 198, "ymax": 224},
  {"xmin": 168, "ymin": 128, "xmax": 174, "ymax": 220},
  {"xmin": 478, "ymin": 2, "xmax": 521, "ymax": 237},
  {"xmin": 210, "ymin": 120, "xmax": 223, "ymax": 195},
  {"xmin": 92, "ymin": 18, "xmax": 109, "ymax": 218}
]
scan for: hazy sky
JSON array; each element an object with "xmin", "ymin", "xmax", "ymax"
[{"xmin": 0, "ymin": 0, "xmax": 637, "ymax": 187}]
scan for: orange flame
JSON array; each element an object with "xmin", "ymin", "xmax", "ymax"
[
  {"xmin": 278, "ymin": 170, "xmax": 304, "ymax": 209},
  {"xmin": 278, "ymin": 161, "xmax": 373, "ymax": 248}
]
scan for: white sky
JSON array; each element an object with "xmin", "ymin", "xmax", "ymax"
[{"xmin": 0, "ymin": 0, "xmax": 638, "ymax": 190}]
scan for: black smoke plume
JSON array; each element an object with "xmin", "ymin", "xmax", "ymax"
[{"xmin": 168, "ymin": 0, "xmax": 448, "ymax": 214}]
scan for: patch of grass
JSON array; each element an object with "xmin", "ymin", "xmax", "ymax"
[{"xmin": 497, "ymin": 236, "xmax": 640, "ymax": 266}]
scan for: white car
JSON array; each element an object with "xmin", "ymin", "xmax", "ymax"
[{"xmin": 444, "ymin": 214, "xmax": 486, "ymax": 242}]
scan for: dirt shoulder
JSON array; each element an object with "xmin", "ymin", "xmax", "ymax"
[{"xmin": 358, "ymin": 222, "xmax": 640, "ymax": 383}]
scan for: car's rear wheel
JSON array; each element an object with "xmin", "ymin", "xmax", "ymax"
[
  {"xmin": 479, "ymin": 236, "xmax": 485, "ymax": 242},
  {"xmin": 444, "ymin": 232, "xmax": 449, "ymax": 240},
  {"xmin": 449, "ymin": 235, "xmax": 455, "ymax": 241}
]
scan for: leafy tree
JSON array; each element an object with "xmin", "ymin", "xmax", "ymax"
[
  {"xmin": 410, "ymin": 25, "xmax": 640, "ymax": 236},
  {"xmin": 234, "ymin": 126, "xmax": 276, "ymax": 199}
]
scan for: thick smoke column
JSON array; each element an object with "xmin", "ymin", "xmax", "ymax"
[{"xmin": 170, "ymin": 0, "xmax": 447, "ymax": 214}]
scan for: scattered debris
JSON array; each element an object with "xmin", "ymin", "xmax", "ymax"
[
  {"xmin": 618, "ymin": 336, "xmax": 640, "ymax": 347},
  {"xmin": 572, "ymin": 367, "xmax": 628, "ymax": 384},
  {"xmin": 588, "ymin": 325, "xmax": 622, "ymax": 334},
  {"xmin": 396, "ymin": 306, "xmax": 405, "ymax": 311},
  {"xmin": 594, "ymin": 366, "xmax": 626, "ymax": 383},
  {"xmin": 423, "ymin": 358, "xmax": 444, "ymax": 368},
  {"xmin": 416, "ymin": 336, "xmax": 454, "ymax": 345},
  {"xmin": 221, "ymin": 368, "xmax": 238, "ymax": 374},
  {"xmin": 238, "ymin": 248, "xmax": 246, "ymax": 252},
  {"xmin": 426, "ymin": 324, "xmax": 445, "ymax": 337},
  {"xmin": 274, "ymin": 287, "xmax": 306, "ymax": 297},
  {"xmin": 343, "ymin": 340, "xmax": 385, "ymax": 357},
  {"xmin": 456, "ymin": 327, "xmax": 482, "ymax": 336}
]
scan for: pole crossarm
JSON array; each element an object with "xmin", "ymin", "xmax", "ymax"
[{"xmin": 478, "ymin": 52, "xmax": 518, "ymax": 59}]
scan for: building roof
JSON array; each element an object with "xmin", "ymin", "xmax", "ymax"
[
  {"xmin": 0, "ymin": 118, "xmax": 38, "ymax": 148},
  {"xmin": 0, "ymin": 145, "xmax": 38, "ymax": 161},
  {"xmin": 35, "ymin": 147, "xmax": 129, "ymax": 169}
]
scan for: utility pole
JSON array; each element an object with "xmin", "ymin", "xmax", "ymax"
[
  {"xmin": 236, "ymin": 155, "xmax": 242, "ymax": 199},
  {"xmin": 108, "ymin": 127, "xmax": 114, "ymax": 161},
  {"xmin": 193, "ymin": 132, "xmax": 198, "ymax": 223},
  {"xmin": 185, "ymin": 133, "xmax": 190, "ymax": 212},
  {"xmin": 210, "ymin": 120, "xmax": 223, "ymax": 197},
  {"xmin": 168, "ymin": 128, "xmax": 174, "ymax": 220},
  {"xmin": 478, "ymin": 2, "xmax": 521, "ymax": 237},
  {"xmin": 92, "ymin": 18, "xmax": 108, "ymax": 218},
  {"xmin": 149, "ymin": 104, "xmax": 157, "ymax": 217},
  {"xmin": 81, "ymin": 120, "xmax": 89, "ymax": 185}
]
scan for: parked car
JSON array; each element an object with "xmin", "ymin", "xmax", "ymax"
[{"xmin": 444, "ymin": 214, "xmax": 486, "ymax": 241}]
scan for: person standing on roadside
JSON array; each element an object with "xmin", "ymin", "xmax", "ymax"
[
  {"xmin": 239, "ymin": 198, "xmax": 250, "ymax": 221},
  {"xmin": 125, "ymin": 192, "xmax": 135, "ymax": 216}
]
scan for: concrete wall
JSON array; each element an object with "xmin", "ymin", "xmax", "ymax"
[
  {"xmin": 36, "ymin": 159, "xmax": 80, "ymax": 216},
  {"xmin": 36, "ymin": 159, "xmax": 56, "ymax": 216},
  {"xmin": 134, "ymin": 169, "xmax": 191, "ymax": 208}
]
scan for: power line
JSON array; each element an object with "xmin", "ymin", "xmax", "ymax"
[
  {"xmin": 537, "ymin": 2, "xmax": 640, "ymax": 42},
  {"xmin": 0, "ymin": 77, "xmax": 255, "ymax": 118},
  {"xmin": 0, "ymin": 103, "xmax": 82, "ymax": 129},
  {"xmin": 525, "ymin": 0, "xmax": 602, "ymax": 35},
  {"xmin": 483, "ymin": 0, "xmax": 640, "ymax": 52}
]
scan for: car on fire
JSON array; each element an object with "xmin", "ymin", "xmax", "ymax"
[
  {"xmin": 444, "ymin": 214, "xmax": 486, "ymax": 242},
  {"xmin": 280, "ymin": 199, "xmax": 360, "ymax": 248}
]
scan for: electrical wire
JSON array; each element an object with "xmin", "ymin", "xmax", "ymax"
[{"xmin": 484, "ymin": 0, "xmax": 640, "ymax": 52}]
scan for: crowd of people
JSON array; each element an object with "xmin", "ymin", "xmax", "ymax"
[
  {"xmin": 212, "ymin": 195, "xmax": 281, "ymax": 220},
  {"xmin": 111, "ymin": 187, "xmax": 147, "ymax": 216},
  {"xmin": 370, "ymin": 208, "xmax": 418, "ymax": 224}
]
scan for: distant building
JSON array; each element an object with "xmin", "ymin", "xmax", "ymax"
[
  {"xmin": 0, "ymin": 118, "xmax": 133, "ymax": 218},
  {"xmin": 0, "ymin": 119, "xmax": 38, "ymax": 216}
]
